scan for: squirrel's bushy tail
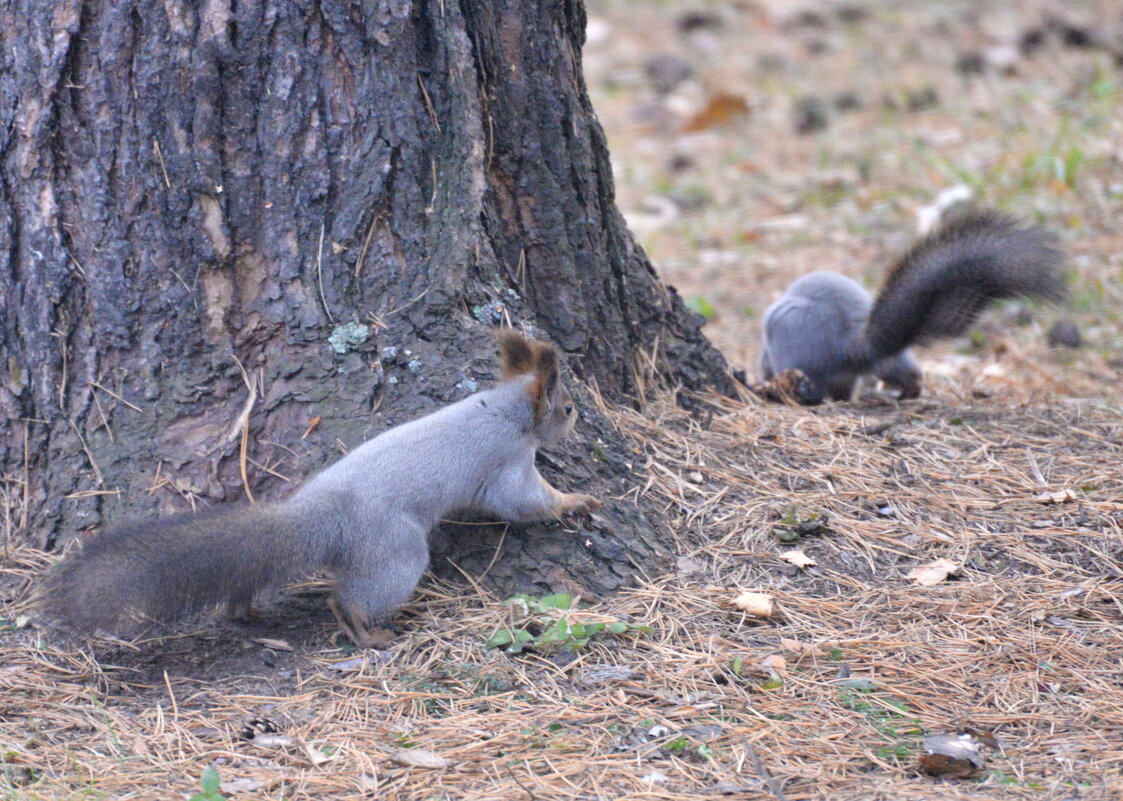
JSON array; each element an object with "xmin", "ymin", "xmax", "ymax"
[
  {"xmin": 37, "ymin": 503, "xmax": 325, "ymax": 636},
  {"xmin": 854, "ymin": 210, "xmax": 1066, "ymax": 366}
]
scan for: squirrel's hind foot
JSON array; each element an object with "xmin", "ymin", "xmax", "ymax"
[{"xmin": 327, "ymin": 595, "xmax": 397, "ymax": 650}]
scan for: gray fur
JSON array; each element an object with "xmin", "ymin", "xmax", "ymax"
[
  {"xmin": 38, "ymin": 334, "xmax": 596, "ymax": 646},
  {"xmin": 760, "ymin": 210, "xmax": 1065, "ymax": 402}
]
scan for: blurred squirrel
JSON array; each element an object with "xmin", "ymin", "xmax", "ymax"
[
  {"xmin": 755, "ymin": 210, "xmax": 1065, "ymax": 404},
  {"xmin": 39, "ymin": 331, "xmax": 600, "ymax": 649}
]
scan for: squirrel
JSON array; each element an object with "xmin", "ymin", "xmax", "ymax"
[
  {"xmin": 37, "ymin": 331, "xmax": 601, "ymax": 649},
  {"xmin": 755, "ymin": 210, "xmax": 1065, "ymax": 404}
]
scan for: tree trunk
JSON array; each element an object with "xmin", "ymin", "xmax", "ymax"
[{"xmin": 0, "ymin": 0, "xmax": 731, "ymax": 601}]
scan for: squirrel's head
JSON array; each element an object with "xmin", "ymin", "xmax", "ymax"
[{"xmin": 497, "ymin": 330, "xmax": 579, "ymax": 446}]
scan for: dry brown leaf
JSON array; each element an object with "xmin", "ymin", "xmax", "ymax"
[
  {"xmin": 731, "ymin": 591, "xmax": 774, "ymax": 618},
  {"xmin": 296, "ymin": 737, "xmax": 333, "ymax": 766},
  {"xmin": 779, "ymin": 549, "xmax": 816, "ymax": 568},
  {"xmin": 220, "ymin": 777, "xmax": 261, "ymax": 794},
  {"xmin": 780, "ymin": 637, "xmax": 810, "ymax": 653},
  {"xmin": 907, "ymin": 558, "xmax": 960, "ymax": 587},
  {"xmin": 760, "ymin": 653, "xmax": 787, "ymax": 677},
  {"xmin": 921, "ymin": 733, "xmax": 985, "ymax": 777},
  {"xmin": 1034, "ymin": 488, "xmax": 1076, "ymax": 504},
  {"xmin": 683, "ymin": 93, "xmax": 750, "ymax": 132},
  {"xmin": 390, "ymin": 749, "xmax": 451, "ymax": 769},
  {"xmin": 918, "ymin": 753, "xmax": 976, "ymax": 778}
]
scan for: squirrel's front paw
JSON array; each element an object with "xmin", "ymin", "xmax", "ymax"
[{"xmin": 558, "ymin": 493, "xmax": 602, "ymax": 517}]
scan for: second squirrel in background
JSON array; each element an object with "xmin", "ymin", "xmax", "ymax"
[
  {"xmin": 756, "ymin": 210, "xmax": 1066, "ymax": 404},
  {"xmin": 38, "ymin": 331, "xmax": 600, "ymax": 649}
]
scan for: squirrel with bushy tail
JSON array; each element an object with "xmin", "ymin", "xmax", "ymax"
[
  {"xmin": 38, "ymin": 331, "xmax": 600, "ymax": 648},
  {"xmin": 754, "ymin": 209, "xmax": 1066, "ymax": 404}
]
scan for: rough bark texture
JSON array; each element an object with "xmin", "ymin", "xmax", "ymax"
[{"xmin": 0, "ymin": 0, "xmax": 732, "ymax": 602}]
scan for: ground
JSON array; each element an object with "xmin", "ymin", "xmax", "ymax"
[{"xmin": 2, "ymin": 1, "xmax": 1122, "ymax": 799}]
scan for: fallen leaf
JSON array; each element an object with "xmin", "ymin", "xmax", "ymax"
[
  {"xmin": 918, "ymin": 753, "xmax": 976, "ymax": 778},
  {"xmin": 296, "ymin": 738, "xmax": 333, "ymax": 766},
  {"xmin": 1034, "ymin": 488, "xmax": 1076, "ymax": 504},
  {"xmin": 683, "ymin": 93, "xmax": 750, "ymax": 132},
  {"xmin": 731, "ymin": 592, "xmax": 774, "ymax": 618},
  {"xmin": 920, "ymin": 732, "xmax": 985, "ymax": 777},
  {"xmin": 249, "ymin": 734, "xmax": 294, "ymax": 749},
  {"xmin": 760, "ymin": 653, "xmax": 787, "ymax": 677},
  {"xmin": 779, "ymin": 549, "xmax": 816, "ymax": 568},
  {"xmin": 908, "ymin": 558, "xmax": 960, "ymax": 586},
  {"xmin": 220, "ymin": 777, "xmax": 261, "ymax": 793},
  {"xmin": 779, "ymin": 637, "xmax": 810, "ymax": 653},
  {"xmin": 390, "ymin": 749, "xmax": 451, "ymax": 769}
]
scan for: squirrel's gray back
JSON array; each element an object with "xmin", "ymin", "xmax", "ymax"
[
  {"xmin": 761, "ymin": 271, "xmax": 873, "ymax": 380},
  {"xmin": 294, "ymin": 378, "xmax": 537, "ymax": 531}
]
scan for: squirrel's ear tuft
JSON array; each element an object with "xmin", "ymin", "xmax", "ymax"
[
  {"xmin": 497, "ymin": 329, "xmax": 536, "ymax": 378},
  {"xmin": 529, "ymin": 342, "xmax": 560, "ymax": 420},
  {"xmin": 535, "ymin": 343, "xmax": 560, "ymax": 397}
]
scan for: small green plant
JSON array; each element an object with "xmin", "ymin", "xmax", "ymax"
[
  {"xmin": 394, "ymin": 732, "xmax": 419, "ymax": 749},
  {"xmin": 773, "ymin": 508, "xmax": 833, "ymax": 542},
  {"xmin": 837, "ymin": 685, "xmax": 924, "ymax": 766},
  {"xmin": 686, "ymin": 296, "xmax": 716, "ymax": 320},
  {"xmin": 989, "ymin": 769, "xmax": 1044, "ymax": 789},
  {"xmin": 485, "ymin": 592, "xmax": 649, "ymax": 654},
  {"xmin": 188, "ymin": 767, "xmax": 226, "ymax": 801},
  {"xmin": 665, "ymin": 736, "xmax": 690, "ymax": 753}
]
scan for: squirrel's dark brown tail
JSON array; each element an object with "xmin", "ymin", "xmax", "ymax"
[
  {"xmin": 851, "ymin": 210, "xmax": 1066, "ymax": 369},
  {"xmin": 37, "ymin": 503, "xmax": 328, "ymax": 636}
]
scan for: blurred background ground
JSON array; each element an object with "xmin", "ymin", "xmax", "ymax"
[
  {"xmin": 586, "ymin": 0, "xmax": 1122, "ymax": 397},
  {"xmin": 1, "ymin": 1, "xmax": 1121, "ymax": 799}
]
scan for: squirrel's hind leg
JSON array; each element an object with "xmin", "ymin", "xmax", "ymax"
[
  {"xmin": 226, "ymin": 590, "xmax": 261, "ymax": 622},
  {"xmin": 327, "ymin": 596, "xmax": 397, "ymax": 649},
  {"xmin": 330, "ymin": 519, "xmax": 430, "ymax": 649}
]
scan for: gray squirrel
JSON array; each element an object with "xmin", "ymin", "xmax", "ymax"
[
  {"xmin": 757, "ymin": 210, "xmax": 1065, "ymax": 403},
  {"xmin": 38, "ymin": 331, "xmax": 601, "ymax": 649}
]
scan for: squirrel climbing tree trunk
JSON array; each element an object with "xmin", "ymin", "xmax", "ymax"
[{"xmin": 0, "ymin": 0, "xmax": 731, "ymax": 599}]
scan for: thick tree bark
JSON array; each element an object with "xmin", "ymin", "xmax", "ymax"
[{"xmin": 0, "ymin": 0, "xmax": 731, "ymax": 600}]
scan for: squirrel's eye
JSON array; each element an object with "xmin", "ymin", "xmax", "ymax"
[{"xmin": 564, "ymin": 403, "xmax": 574, "ymax": 415}]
